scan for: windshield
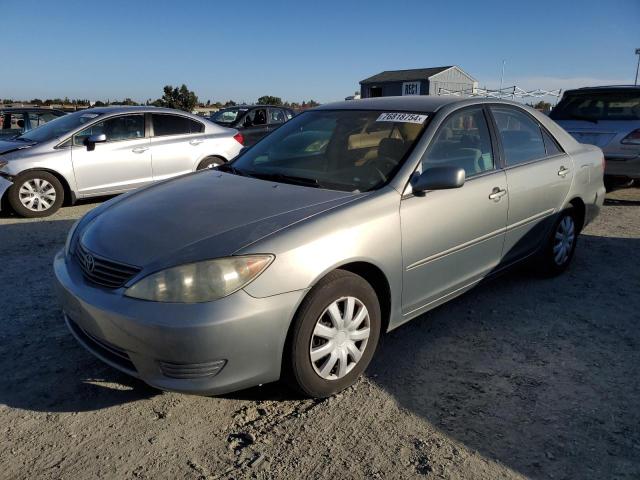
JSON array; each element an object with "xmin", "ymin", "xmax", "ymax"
[
  {"xmin": 227, "ymin": 110, "xmax": 429, "ymax": 192},
  {"xmin": 550, "ymin": 91, "xmax": 640, "ymax": 121},
  {"xmin": 210, "ymin": 108, "xmax": 248, "ymax": 125},
  {"xmin": 17, "ymin": 110, "xmax": 103, "ymax": 143}
]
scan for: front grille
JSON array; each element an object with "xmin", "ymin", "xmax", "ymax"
[
  {"xmin": 159, "ymin": 359, "xmax": 226, "ymax": 379},
  {"xmin": 66, "ymin": 316, "xmax": 137, "ymax": 374},
  {"xmin": 75, "ymin": 242, "xmax": 141, "ymax": 288}
]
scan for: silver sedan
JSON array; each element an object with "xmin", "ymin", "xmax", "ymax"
[
  {"xmin": 0, "ymin": 106, "xmax": 243, "ymax": 217},
  {"xmin": 54, "ymin": 96, "xmax": 605, "ymax": 398}
]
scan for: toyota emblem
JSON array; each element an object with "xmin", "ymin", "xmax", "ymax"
[{"xmin": 85, "ymin": 253, "xmax": 95, "ymax": 273}]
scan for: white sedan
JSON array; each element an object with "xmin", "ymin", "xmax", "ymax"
[{"xmin": 0, "ymin": 106, "xmax": 244, "ymax": 217}]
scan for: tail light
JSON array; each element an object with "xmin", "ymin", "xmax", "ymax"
[
  {"xmin": 621, "ymin": 129, "xmax": 640, "ymax": 145},
  {"xmin": 233, "ymin": 133, "xmax": 244, "ymax": 145}
]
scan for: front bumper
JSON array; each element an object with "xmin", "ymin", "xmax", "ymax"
[
  {"xmin": 605, "ymin": 155, "xmax": 640, "ymax": 180},
  {"xmin": 53, "ymin": 250, "xmax": 306, "ymax": 395}
]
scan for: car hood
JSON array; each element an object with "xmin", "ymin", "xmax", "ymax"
[
  {"xmin": 80, "ymin": 171, "xmax": 360, "ymax": 269},
  {"xmin": 0, "ymin": 139, "xmax": 37, "ymax": 155}
]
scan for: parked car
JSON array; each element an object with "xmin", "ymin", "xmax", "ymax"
[
  {"xmin": 550, "ymin": 85, "xmax": 640, "ymax": 190},
  {"xmin": 210, "ymin": 105, "xmax": 295, "ymax": 146},
  {"xmin": 0, "ymin": 106, "xmax": 244, "ymax": 217},
  {"xmin": 55, "ymin": 96, "xmax": 605, "ymax": 398},
  {"xmin": 0, "ymin": 107, "xmax": 66, "ymax": 140}
]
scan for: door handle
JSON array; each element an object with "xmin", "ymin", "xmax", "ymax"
[
  {"xmin": 132, "ymin": 147, "xmax": 148, "ymax": 153},
  {"xmin": 488, "ymin": 187, "xmax": 507, "ymax": 201},
  {"xmin": 558, "ymin": 166, "xmax": 570, "ymax": 177},
  {"xmin": 189, "ymin": 139, "xmax": 204, "ymax": 146}
]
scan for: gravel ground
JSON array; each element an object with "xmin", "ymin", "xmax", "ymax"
[{"xmin": 1, "ymin": 188, "xmax": 639, "ymax": 480}]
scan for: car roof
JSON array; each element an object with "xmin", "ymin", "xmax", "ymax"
[
  {"xmin": 563, "ymin": 85, "xmax": 640, "ymax": 95},
  {"xmin": 85, "ymin": 106, "xmax": 196, "ymax": 115},
  {"xmin": 217, "ymin": 105, "xmax": 291, "ymax": 111},
  {"xmin": 0, "ymin": 107, "xmax": 66, "ymax": 113},
  {"xmin": 315, "ymin": 96, "xmax": 472, "ymax": 113}
]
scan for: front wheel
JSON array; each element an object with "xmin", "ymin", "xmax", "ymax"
[
  {"xmin": 285, "ymin": 270, "xmax": 381, "ymax": 398},
  {"xmin": 196, "ymin": 156, "xmax": 226, "ymax": 170},
  {"xmin": 8, "ymin": 171, "xmax": 64, "ymax": 218}
]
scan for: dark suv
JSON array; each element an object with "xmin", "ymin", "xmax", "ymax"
[
  {"xmin": 210, "ymin": 105, "xmax": 295, "ymax": 146},
  {"xmin": 551, "ymin": 86, "xmax": 640, "ymax": 190},
  {"xmin": 0, "ymin": 107, "xmax": 66, "ymax": 140}
]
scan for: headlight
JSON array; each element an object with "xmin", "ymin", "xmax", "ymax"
[
  {"xmin": 124, "ymin": 255, "xmax": 274, "ymax": 303},
  {"xmin": 64, "ymin": 219, "xmax": 81, "ymax": 257}
]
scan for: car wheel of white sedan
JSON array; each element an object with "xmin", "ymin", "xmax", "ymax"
[
  {"xmin": 8, "ymin": 171, "xmax": 64, "ymax": 218},
  {"xmin": 196, "ymin": 156, "xmax": 226, "ymax": 170},
  {"xmin": 286, "ymin": 269, "xmax": 381, "ymax": 398}
]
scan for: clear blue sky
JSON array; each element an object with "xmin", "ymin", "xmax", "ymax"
[{"xmin": 2, "ymin": 0, "xmax": 639, "ymax": 103}]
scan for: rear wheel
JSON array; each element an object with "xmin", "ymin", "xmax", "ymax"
[
  {"xmin": 285, "ymin": 270, "xmax": 381, "ymax": 398},
  {"xmin": 196, "ymin": 156, "xmax": 226, "ymax": 170},
  {"xmin": 8, "ymin": 171, "xmax": 64, "ymax": 218},
  {"xmin": 537, "ymin": 208, "xmax": 578, "ymax": 276}
]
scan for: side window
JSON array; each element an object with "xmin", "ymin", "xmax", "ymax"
[
  {"xmin": 1, "ymin": 112, "xmax": 26, "ymax": 132},
  {"xmin": 269, "ymin": 108, "xmax": 285, "ymax": 124},
  {"xmin": 188, "ymin": 118, "xmax": 204, "ymax": 133},
  {"xmin": 541, "ymin": 128, "xmax": 563, "ymax": 156},
  {"xmin": 152, "ymin": 114, "xmax": 201, "ymax": 136},
  {"xmin": 252, "ymin": 109, "xmax": 267, "ymax": 126},
  {"xmin": 73, "ymin": 115, "xmax": 144, "ymax": 146},
  {"xmin": 422, "ymin": 107, "xmax": 494, "ymax": 178},
  {"xmin": 491, "ymin": 107, "xmax": 546, "ymax": 166}
]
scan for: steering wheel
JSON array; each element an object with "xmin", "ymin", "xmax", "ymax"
[{"xmin": 370, "ymin": 155, "xmax": 398, "ymax": 182}]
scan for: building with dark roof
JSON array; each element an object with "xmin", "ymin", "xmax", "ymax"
[{"xmin": 359, "ymin": 66, "xmax": 477, "ymax": 98}]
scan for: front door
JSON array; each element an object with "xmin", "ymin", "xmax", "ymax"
[
  {"xmin": 489, "ymin": 106, "xmax": 574, "ymax": 263},
  {"xmin": 71, "ymin": 114, "xmax": 152, "ymax": 196},
  {"xmin": 401, "ymin": 107, "xmax": 508, "ymax": 315},
  {"xmin": 241, "ymin": 108, "xmax": 270, "ymax": 146}
]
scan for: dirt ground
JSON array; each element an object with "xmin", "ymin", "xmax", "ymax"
[{"xmin": 1, "ymin": 187, "xmax": 639, "ymax": 480}]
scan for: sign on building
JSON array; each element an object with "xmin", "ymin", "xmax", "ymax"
[{"xmin": 402, "ymin": 81, "xmax": 420, "ymax": 96}]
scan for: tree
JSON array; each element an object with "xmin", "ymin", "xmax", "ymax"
[
  {"xmin": 223, "ymin": 100, "xmax": 237, "ymax": 107},
  {"xmin": 30, "ymin": 98, "xmax": 43, "ymax": 105},
  {"xmin": 94, "ymin": 100, "xmax": 107, "ymax": 107},
  {"xmin": 257, "ymin": 95, "xmax": 282, "ymax": 106},
  {"xmin": 532, "ymin": 100, "xmax": 552, "ymax": 112},
  {"xmin": 155, "ymin": 84, "xmax": 198, "ymax": 112}
]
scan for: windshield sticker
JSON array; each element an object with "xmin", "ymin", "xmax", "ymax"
[{"xmin": 376, "ymin": 112, "xmax": 428, "ymax": 124}]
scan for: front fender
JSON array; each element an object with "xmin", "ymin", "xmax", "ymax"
[{"xmin": 0, "ymin": 176, "xmax": 13, "ymax": 210}]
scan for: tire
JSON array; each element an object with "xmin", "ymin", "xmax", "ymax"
[
  {"xmin": 536, "ymin": 207, "xmax": 578, "ymax": 276},
  {"xmin": 196, "ymin": 156, "xmax": 226, "ymax": 170},
  {"xmin": 285, "ymin": 269, "xmax": 381, "ymax": 398},
  {"xmin": 8, "ymin": 171, "xmax": 64, "ymax": 218}
]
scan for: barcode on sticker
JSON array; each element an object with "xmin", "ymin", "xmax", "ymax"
[{"xmin": 376, "ymin": 113, "xmax": 428, "ymax": 124}]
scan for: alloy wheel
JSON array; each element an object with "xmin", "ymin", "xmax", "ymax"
[{"xmin": 309, "ymin": 296, "xmax": 371, "ymax": 380}]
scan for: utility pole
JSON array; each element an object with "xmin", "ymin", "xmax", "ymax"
[
  {"xmin": 500, "ymin": 60, "xmax": 506, "ymax": 96},
  {"xmin": 635, "ymin": 49, "xmax": 640, "ymax": 86}
]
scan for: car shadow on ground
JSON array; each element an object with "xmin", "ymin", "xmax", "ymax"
[
  {"xmin": 368, "ymin": 233, "xmax": 640, "ymax": 479},
  {"xmin": 0, "ymin": 218, "xmax": 158, "ymax": 412}
]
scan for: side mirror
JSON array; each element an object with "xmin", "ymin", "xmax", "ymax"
[
  {"xmin": 243, "ymin": 117, "xmax": 253, "ymax": 128},
  {"xmin": 85, "ymin": 133, "xmax": 106, "ymax": 151},
  {"xmin": 411, "ymin": 166, "xmax": 465, "ymax": 195}
]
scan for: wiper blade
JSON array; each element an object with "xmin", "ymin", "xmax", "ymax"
[
  {"xmin": 217, "ymin": 163, "xmax": 246, "ymax": 176},
  {"xmin": 243, "ymin": 171, "xmax": 321, "ymax": 188}
]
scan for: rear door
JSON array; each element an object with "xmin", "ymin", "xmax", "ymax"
[
  {"xmin": 71, "ymin": 114, "xmax": 152, "ymax": 196},
  {"xmin": 149, "ymin": 113, "xmax": 206, "ymax": 180},
  {"xmin": 268, "ymin": 108, "xmax": 286, "ymax": 133},
  {"xmin": 489, "ymin": 106, "xmax": 574, "ymax": 264}
]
